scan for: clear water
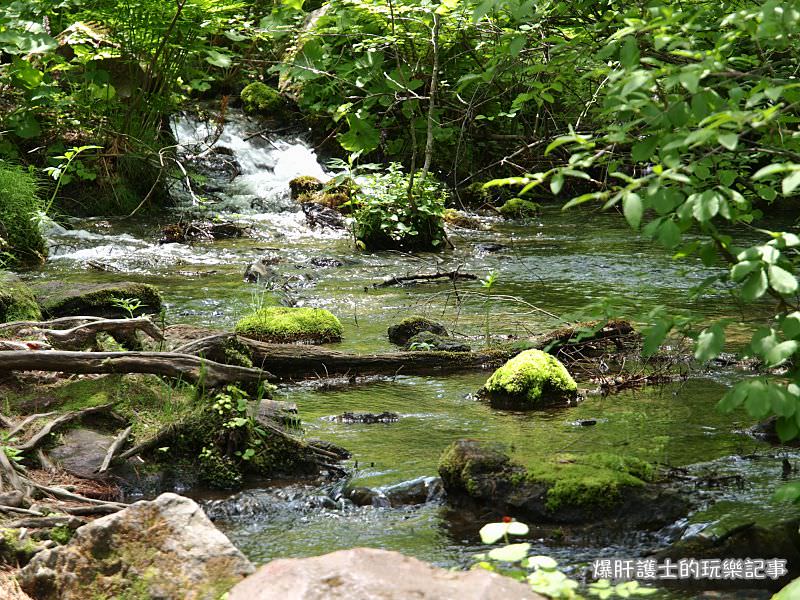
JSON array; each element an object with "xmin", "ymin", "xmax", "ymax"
[{"xmin": 25, "ymin": 110, "xmax": 800, "ymax": 597}]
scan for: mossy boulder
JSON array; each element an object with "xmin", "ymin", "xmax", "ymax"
[
  {"xmin": 404, "ymin": 331, "xmax": 471, "ymax": 353},
  {"xmin": 438, "ymin": 439, "xmax": 688, "ymax": 527},
  {"xmin": 19, "ymin": 493, "xmax": 254, "ymax": 600},
  {"xmin": 481, "ymin": 349, "xmax": 577, "ymax": 409},
  {"xmin": 240, "ymin": 82, "xmax": 284, "ymax": 115},
  {"xmin": 289, "ymin": 176, "xmax": 323, "ymax": 199},
  {"xmin": 235, "ymin": 307, "xmax": 342, "ymax": 344},
  {"xmin": 388, "ymin": 316, "xmax": 447, "ymax": 346},
  {"xmin": 32, "ymin": 281, "xmax": 162, "ymax": 319},
  {"xmin": 0, "ymin": 161, "xmax": 47, "ymax": 268},
  {"xmin": 443, "ymin": 209, "xmax": 482, "ymax": 230},
  {"xmin": 0, "ymin": 272, "xmax": 42, "ymax": 322},
  {"xmin": 0, "ymin": 528, "xmax": 41, "ymax": 566},
  {"xmin": 498, "ymin": 198, "xmax": 540, "ymax": 219}
]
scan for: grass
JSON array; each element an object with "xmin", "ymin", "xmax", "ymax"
[{"xmin": 0, "ymin": 161, "xmax": 47, "ymax": 268}]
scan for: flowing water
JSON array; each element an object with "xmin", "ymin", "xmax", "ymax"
[{"xmin": 26, "ymin": 110, "xmax": 800, "ymax": 596}]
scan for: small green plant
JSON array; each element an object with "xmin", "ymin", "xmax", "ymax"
[
  {"xmin": 42, "ymin": 145, "xmax": 102, "ymax": 214},
  {"xmin": 474, "ymin": 519, "xmax": 656, "ymax": 599},
  {"xmin": 353, "ymin": 162, "xmax": 447, "ymax": 251},
  {"xmin": 110, "ymin": 296, "xmax": 145, "ymax": 319},
  {"xmin": 481, "ymin": 271, "xmax": 498, "ymax": 346}
]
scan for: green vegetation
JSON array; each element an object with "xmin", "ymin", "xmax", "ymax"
[
  {"xmin": 498, "ymin": 198, "xmax": 539, "ymax": 220},
  {"xmin": 35, "ymin": 282, "xmax": 162, "ymax": 318},
  {"xmin": 0, "ymin": 162, "xmax": 46, "ymax": 268},
  {"xmin": 353, "ymin": 163, "xmax": 446, "ymax": 251},
  {"xmin": 235, "ymin": 306, "xmax": 343, "ymax": 344},
  {"xmin": 0, "ymin": 272, "xmax": 41, "ymax": 323},
  {"xmin": 387, "ymin": 316, "xmax": 447, "ymax": 346},
  {"xmin": 240, "ymin": 82, "xmax": 284, "ymax": 115},
  {"xmin": 483, "ymin": 349, "xmax": 577, "ymax": 407}
]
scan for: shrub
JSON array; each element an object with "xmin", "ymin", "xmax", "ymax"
[
  {"xmin": 0, "ymin": 162, "xmax": 47, "ymax": 268},
  {"xmin": 353, "ymin": 163, "xmax": 446, "ymax": 251}
]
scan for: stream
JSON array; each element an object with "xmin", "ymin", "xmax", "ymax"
[{"xmin": 28, "ymin": 110, "xmax": 800, "ymax": 597}]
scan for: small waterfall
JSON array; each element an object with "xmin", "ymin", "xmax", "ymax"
[{"xmin": 171, "ymin": 110, "xmax": 330, "ymax": 214}]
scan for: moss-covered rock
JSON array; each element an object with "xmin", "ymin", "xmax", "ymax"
[
  {"xmin": 289, "ymin": 175, "xmax": 323, "ymax": 199},
  {"xmin": 438, "ymin": 439, "xmax": 687, "ymax": 527},
  {"xmin": 0, "ymin": 528, "xmax": 41, "ymax": 566},
  {"xmin": 404, "ymin": 331, "xmax": 471, "ymax": 352},
  {"xmin": 482, "ymin": 349, "xmax": 577, "ymax": 409},
  {"xmin": 443, "ymin": 209, "xmax": 482, "ymax": 230},
  {"xmin": 498, "ymin": 198, "xmax": 540, "ymax": 219},
  {"xmin": 32, "ymin": 281, "xmax": 162, "ymax": 319},
  {"xmin": 0, "ymin": 161, "xmax": 47, "ymax": 268},
  {"xmin": 235, "ymin": 307, "xmax": 342, "ymax": 344},
  {"xmin": 388, "ymin": 316, "xmax": 447, "ymax": 346},
  {"xmin": 240, "ymin": 82, "xmax": 284, "ymax": 115},
  {"xmin": 0, "ymin": 272, "xmax": 42, "ymax": 323}
]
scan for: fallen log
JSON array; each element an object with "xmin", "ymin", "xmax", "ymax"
[
  {"xmin": 0, "ymin": 316, "xmax": 104, "ymax": 335},
  {"xmin": 15, "ymin": 404, "xmax": 118, "ymax": 452},
  {"xmin": 98, "ymin": 426, "xmax": 132, "ymax": 473},
  {"xmin": 41, "ymin": 316, "xmax": 165, "ymax": 350},
  {"xmin": 176, "ymin": 334, "xmax": 514, "ymax": 381},
  {"xmin": 0, "ymin": 350, "xmax": 274, "ymax": 388},
  {"xmin": 374, "ymin": 270, "xmax": 478, "ymax": 288}
]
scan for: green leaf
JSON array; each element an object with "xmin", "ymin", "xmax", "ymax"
[
  {"xmin": 768, "ymin": 265, "xmax": 798, "ymax": 295},
  {"xmin": 731, "ymin": 260, "xmax": 761, "ymax": 282},
  {"xmin": 528, "ymin": 556, "xmax": 558, "ymax": 570},
  {"xmin": 642, "ymin": 319, "xmax": 672, "ymax": 356},
  {"xmin": 718, "ymin": 383, "xmax": 748, "ymax": 412},
  {"xmin": 205, "ymin": 50, "xmax": 232, "ymax": 68},
  {"xmin": 657, "ymin": 219, "xmax": 681, "ymax": 248},
  {"xmin": 717, "ymin": 133, "xmax": 739, "ymax": 150},
  {"xmin": 509, "ymin": 36, "xmax": 526, "ymax": 57},
  {"xmin": 782, "ymin": 312, "xmax": 800, "ymax": 338},
  {"xmin": 479, "ymin": 521, "xmax": 529, "ymax": 544},
  {"xmin": 620, "ymin": 36, "xmax": 640, "ymax": 68},
  {"xmin": 783, "ymin": 171, "xmax": 800, "ymax": 195},
  {"xmin": 774, "ymin": 481, "xmax": 800, "ymax": 503},
  {"xmin": 695, "ymin": 323, "xmax": 725, "ymax": 362},
  {"xmin": 550, "ymin": 173, "xmax": 564, "ymax": 195},
  {"xmin": 622, "ymin": 192, "xmax": 643, "ymax": 229},
  {"xmin": 741, "ymin": 269, "xmax": 768, "ymax": 301},
  {"xmin": 776, "ymin": 417, "xmax": 800, "ymax": 442},
  {"xmin": 488, "ymin": 543, "xmax": 531, "ymax": 563},
  {"xmin": 338, "ymin": 114, "xmax": 380, "ymax": 153},
  {"xmin": 764, "ymin": 340, "xmax": 799, "ymax": 367},
  {"xmin": 283, "ymin": 0, "xmax": 304, "ymax": 9},
  {"xmin": 631, "ymin": 137, "xmax": 657, "ymax": 162}
]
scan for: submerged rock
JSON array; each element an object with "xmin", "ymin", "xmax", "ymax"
[
  {"xmin": 656, "ymin": 517, "xmax": 799, "ymax": 591},
  {"xmin": 404, "ymin": 331, "xmax": 471, "ymax": 352},
  {"xmin": 49, "ymin": 429, "xmax": 115, "ymax": 479},
  {"xmin": 159, "ymin": 220, "xmax": 249, "ymax": 244},
  {"xmin": 481, "ymin": 349, "xmax": 578, "ymax": 409},
  {"xmin": 228, "ymin": 547, "xmax": 542, "ymax": 600},
  {"xmin": 381, "ymin": 476, "xmax": 445, "ymax": 507},
  {"xmin": 301, "ymin": 201, "xmax": 346, "ymax": 229},
  {"xmin": 19, "ymin": 493, "xmax": 253, "ymax": 599},
  {"xmin": 387, "ymin": 316, "xmax": 447, "ymax": 346},
  {"xmin": 32, "ymin": 281, "xmax": 162, "ymax": 319},
  {"xmin": 443, "ymin": 208, "xmax": 482, "ymax": 230},
  {"xmin": 235, "ymin": 307, "xmax": 342, "ymax": 344},
  {"xmin": 438, "ymin": 439, "xmax": 688, "ymax": 527},
  {"xmin": 334, "ymin": 411, "xmax": 399, "ymax": 424},
  {"xmin": 0, "ymin": 272, "xmax": 41, "ymax": 323}
]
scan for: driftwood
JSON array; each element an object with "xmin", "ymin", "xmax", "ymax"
[
  {"xmin": 0, "ymin": 505, "xmax": 44, "ymax": 516},
  {"xmin": 0, "ymin": 316, "xmax": 104, "ymax": 335},
  {"xmin": 116, "ymin": 423, "xmax": 184, "ymax": 462},
  {"xmin": 0, "ymin": 350, "xmax": 274, "ymax": 388},
  {"xmin": 98, "ymin": 426, "xmax": 132, "ymax": 473},
  {"xmin": 374, "ymin": 270, "xmax": 478, "ymax": 288},
  {"xmin": 175, "ymin": 334, "xmax": 513, "ymax": 381},
  {"xmin": 6, "ymin": 411, "xmax": 59, "ymax": 440},
  {"xmin": 14, "ymin": 404, "xmax": 118, "ymax": 452},
  {"xmin": 41, "ymin": 316, "xmax": 165, "ymax": 350}
]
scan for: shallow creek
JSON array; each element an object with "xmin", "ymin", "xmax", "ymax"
[{"xmin": 27, "ymin": 110, "xmax": 800, "ymax": 597}]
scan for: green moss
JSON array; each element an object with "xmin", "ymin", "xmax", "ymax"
[
  {"xmin": 34, "ymin": 281, "xmax": 162, "ymax": 319},
  {"xmin": 289, "ymin": 176, "xmax": 323, "ymax": 199},
  {"xmin": 525, "ymin": 453, "xmax": 655, "ymax": 511},
  {"xmin": 241, "ymin": 82, "xmax": 283, "ymax": 115},
  {"xmin": 49, "ymin": 526, "xmax": 73, "ymax": 545},
  {"xmin": 498, "ymin": 198, "xmax": 540, "ymax": 219},
  {"xmin": 0, "ymin": 272, "xmax": 42, "ymax": 323},
  {"xmin": 0, "ymin": 528, "xmax": 39, "ymax": 565},
  {"xmin": 0, "ymin": 162, "xmax": 47, "ymax": 268},
  {"xmin": 387, "ymin": 316, "xmax": 447, "ymax": 346},
  {"xmin": 443, "ymin": 208, "xmax": 482, "ymax": 229},
  {"xmin": 483, "ymin": 349, "xmax": 577, "ymax": 407},
  {"xmin": 235, "ymin": 307, "xmax": 342, "ymax": 344}
]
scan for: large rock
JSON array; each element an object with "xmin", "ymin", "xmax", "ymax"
[
  {"xmin": 481, "ymin": 349, "xmax": 578, "ymax": 409},
  {"xmin": 0, "ymin": 272, "xmax": 41, "ymax": 323},
  {"xmin": 49, "ymin": 428, "xmax": 115, "ymax": 478},
  {"xmin": 32, "ymin": 281, "xmax": 162, "ymax": 319},
  {"xmin": 438, "ymin": 439, "xmax": 688, "ymax": 528},
  {"xmin": 19, "ymin": 493, "xmax": 253, "ymax": 600},
  {"xmin": 228, "ymin": 547, "xmax": 543, "ymax": 600},
  {"xmin": 387, "ymin": 316, "xmax": 447, "ymax": 346}
]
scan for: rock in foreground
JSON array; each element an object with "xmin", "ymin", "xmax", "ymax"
[
  {"xmin": 228, "ymin": 547, "xmax": 543, "ymax": 600},
  {"xmin": 20, "ymin": 493, "xmax": 253, "ymax": 600}
]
